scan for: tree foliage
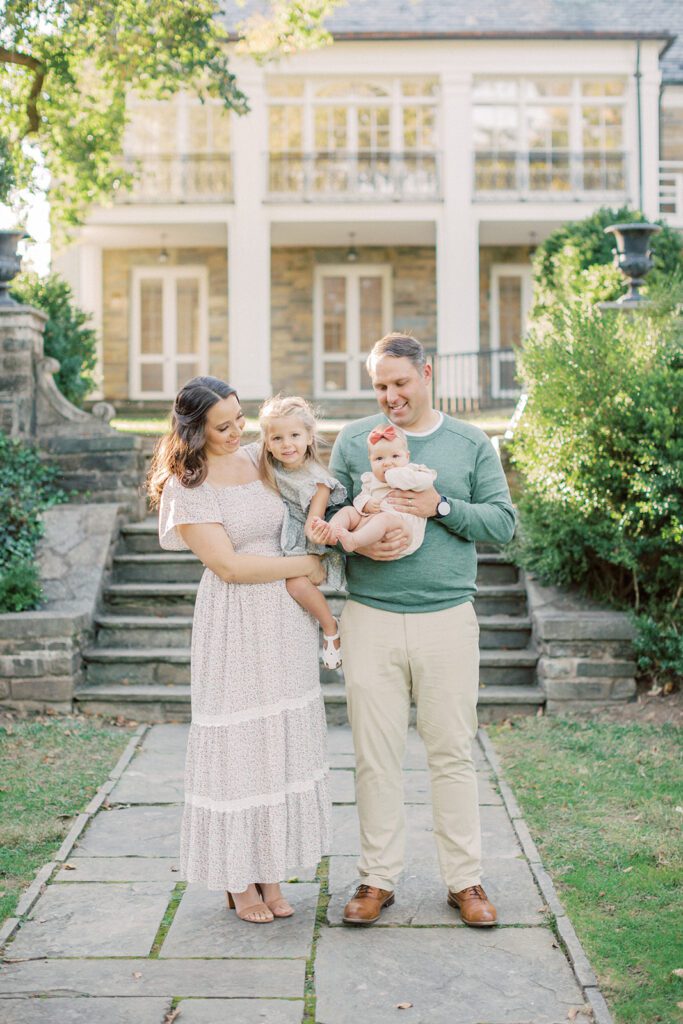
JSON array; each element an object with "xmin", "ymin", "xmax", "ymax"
[{"xmin": 0, "ymin": 0, "xmax": 339, "ymax": 228}]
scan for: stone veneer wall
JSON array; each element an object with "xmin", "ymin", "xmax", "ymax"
[
  {"xmin": 479, "ymin": 246, "xmax": 534, "ymax": 351},
  {"xmin": 270, "ymin": 246, "xmax": 436, "ymax": 418},
  {"xmin": 526, "ymin": 577, "xmax": 637, "ymax": 715},
  {"xmin": 0, "ymin": 504, "xmax": 119, "ymax": 713},
  {"xmin": 102, "ymin": 247, "xmax": 228, "ymax": 401}
]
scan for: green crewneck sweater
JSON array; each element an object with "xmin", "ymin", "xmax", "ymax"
[{"xmin": 329, "ymin": 413, "xmax": 516, "ymax": 614}]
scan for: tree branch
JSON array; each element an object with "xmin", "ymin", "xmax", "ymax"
[{"xmin": 0, "ymin": 47, "xmax": 46, "ymax": 135}]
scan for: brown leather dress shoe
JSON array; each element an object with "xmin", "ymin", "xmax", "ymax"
[
  {"xmin": 447, "ymin": 885, "xmax": 498, "ymax": 927},
  {"xmin": 342, "ymin": 884, "xmax": 395, "ymax": 926}
]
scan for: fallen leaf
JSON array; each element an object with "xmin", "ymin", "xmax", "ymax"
[
  {"xmin": 537, "ymin": 905, "xmax": 548, "ymax": 913},
  {"xmin": 567, "ymin": 1010, "xmax": 581, "ymax": 1021},
  {"xmin": 171, "ymin": 866, "xmax": 179, "ymax": 872},
  {"xmin": 163, "ymin": 1009, "xmax": 181, "ymax": 1023},
  {"xmin": 675, "ymin": 807, "xmax": 683, "ymax": 815},
  {"xmin": 622, "ymin": 866, "xmax": 633, "ymax": 873},
  {"xmin": 672, "ymin": 968, "xmax": 683, "ymax": 978},
  {"xmin": 132, "ymin": 971, "xmax": 142, "ymax": 980},
  {"xmin": 396, "ymin": 1003, "xmax": 413, "ymax": 1010},
  {"xmin": 63, "ymin": 863, "xmax": 76, "ymax": 871}
]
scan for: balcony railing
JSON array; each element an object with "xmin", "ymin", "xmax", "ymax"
[
  {"xmin": 474, "ymin": 150, "xmax": 628, "ymax": 200},
  {"xmin": 267, "ymin": 151, "xmax": 441, "ymax": 202},
  {"xmin": 659, "ymin": 161, "xmax": 683, "ymax": 220},
  {"xmin": 431, "ymin": 349, "xmax": 522, "ymax": 413},
  {"xmin": 115, "ymin": 154, "xmax": 233, "ymax": 204}
]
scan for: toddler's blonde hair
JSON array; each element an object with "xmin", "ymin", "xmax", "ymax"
[{"xmin": 259, "ymin": 394, "xmax": 327, "ymax": 491}]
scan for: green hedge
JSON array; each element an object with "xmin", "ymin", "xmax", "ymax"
[
  {"xmin": 10, "ymin": 273, "xmax": 97, "ymax": 408},
  {"xmin": 510, "ymin": 286, "xmax": 683, "ymax": 688},
  {"xmin": 0, "ymin": 433, "xmax": 66, "ymax": 613}
]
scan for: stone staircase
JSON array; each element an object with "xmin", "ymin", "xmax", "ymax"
[{"xmin": 75, "ymin": 520, "xmax": 544, "ymax": 723}]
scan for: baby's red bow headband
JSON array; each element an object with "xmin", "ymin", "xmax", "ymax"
[{"xmin": 368, "ymin": 424, "xmax": 397, "ymax": 445}]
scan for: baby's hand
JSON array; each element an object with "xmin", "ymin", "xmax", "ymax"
[
  {"xmin": 307, "ymin": 516, "xmax": 337, "ymax": 546},
  {"xmin": 364, "ymin": 498, "xmax": 382, "ymax": 514}
]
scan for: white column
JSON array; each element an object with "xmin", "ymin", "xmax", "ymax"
[
  {"xmin": 228, "ymin": 66, "xmax": 272, "ymax": 399},
  {"xmin": 436, "ymin": 72, "xmax": 479, "ymax": 358},
  {"xmin": 639, "ymin": 47, "xmax": 661, "ymax": 221},
  {"xmin": 78, "ymin": 243, "xmax": 104, "ymax": 397}
]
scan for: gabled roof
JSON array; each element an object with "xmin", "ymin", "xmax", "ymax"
[{"xmin": 224, "ymin": 1, "xmax": 683, "ymax": 83}]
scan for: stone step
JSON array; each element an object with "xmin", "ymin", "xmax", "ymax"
[
  {"xmin": 102, "ymin": 581, "xmax": 527, "ymax": 618},
  {"xmin": 112, "ymin": 550, "xmax": 519, "ymax": 586},
  {"xmin": 94, "ymin": 613, "xmax": 532, "ymax": 651},
  {"xmin": 72, "ymin": 682, "xmax": 545, "ymax": 725},
  {"xmin": 82, "ymin": 645, "xmax": 538, "ymax": 688}
]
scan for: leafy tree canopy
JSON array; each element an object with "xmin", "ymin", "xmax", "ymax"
[{"xmin": 0, "ymin": 0, "xmax": 340, "ymax": 229}]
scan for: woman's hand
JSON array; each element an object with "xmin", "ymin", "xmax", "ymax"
[
  {"xmin": 306, "ymin": 556, "xmax": 326, "ymax": 585},
  {"xmin": 355, "ymin": 523, "xmax": 411, "ymax": 561}
]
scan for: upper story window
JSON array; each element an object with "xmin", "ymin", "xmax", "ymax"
[
  {"xmin": 267, "ymin": 77, "xmax": 439, "ymax": 201},
  {"xmin": 473, "ymin": 76, "xmax": 627, "ymax": 197},
  {"xmin": 118, "ymin": 93, "xmax": 232, "ymax": 203}
]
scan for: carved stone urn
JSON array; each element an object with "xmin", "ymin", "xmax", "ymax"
[
  {"xmin": 604, "ymin": 222, "xmax": 661, "ymax": 306},
  {"xmin": 0, "ymin": 229, "xmax": 29, "ymax": 305}
]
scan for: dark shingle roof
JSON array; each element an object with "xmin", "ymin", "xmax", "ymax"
[{"xmin": 224, "ymin": 1, "xmax": 683, "ymax": 83}]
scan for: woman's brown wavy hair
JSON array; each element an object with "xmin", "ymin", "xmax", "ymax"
[{"xmin": 147, "ymin": 376, "xmax": 239, "ymax": 508}]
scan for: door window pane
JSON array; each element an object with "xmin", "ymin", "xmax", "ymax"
[
  {"xmin": 315, "ymin": 107, "xmax": 348, "ymax": 150},
  {"xmin": 176, "ymin": 362, "xmax": 199, "ymax": 390},
  {"xmin": 323, "ymin": 362, "xmax": 346, "ymax": 391},
  {"xmin": 498, "ymin": 276, "xmax": 523, "ymax": 349},
  {"xmin": 177, "ymin": 280, "xmax": 200, "ymax": 354},
  {"xmin": 322, "ymin": 277, "xmax": 347, "ymax": 352},
  {"xmin": 359, "ymin": 276, "xmax": 383, "ymax": 352},
  {"xmin": 141, "ymin": 363, "xmax": 164, "ymax": 392},
  {"xmin": 140, "ymin": 280, "xmax": 163, "ymax": 354}
]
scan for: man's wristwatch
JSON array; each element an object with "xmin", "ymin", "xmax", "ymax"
[{"xmin": 434, "ymin": 494, "xmax": 451, "ymax": 519}]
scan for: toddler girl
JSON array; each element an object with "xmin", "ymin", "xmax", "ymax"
[
  {"xmin": 259, "ymin": 396, "xmax": 346, "ymax": 669},
  {"xmin": 313, "ymin": 423, "xmax": 436, "ymax": 556}
]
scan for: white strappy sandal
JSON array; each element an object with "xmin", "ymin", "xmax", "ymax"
[{"xmin": 322, "ymin": 621, "xmax": 342, "ymax": 670}]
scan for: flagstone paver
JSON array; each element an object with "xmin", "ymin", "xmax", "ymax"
[{"xmin": 0, "ymin": 723, "xmax": 609, "ymax": 1024}]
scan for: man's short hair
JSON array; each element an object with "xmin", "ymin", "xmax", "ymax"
[{"xmin": 366, "ymin": 333, "xmax": 426, "ymax": 377}]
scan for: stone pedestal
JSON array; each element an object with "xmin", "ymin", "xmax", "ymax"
[{"xmin": 0, "ymin": 304, "xmax": 146, "ymax": 519}]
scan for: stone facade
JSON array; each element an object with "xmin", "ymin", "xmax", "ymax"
[
  {"xmin": 526, "ymin": 577, "xmax": 637, "ymax": 714},
  {"xmin": 0, "ymin": 504, "xmax": 120, "ymax": 713},
  {"xmin": 270, "ymin": 246, "xmax": 436, "ymax": 418},
  {"xmin": 101, "ymin": 247, "xmax": 228, "ymax": 401}
]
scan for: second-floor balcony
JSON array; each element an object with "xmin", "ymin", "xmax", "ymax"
[
  {"xmin": 266, "ymin": 151, "xmax": 441, "ymax": 202},
  {"xmin": 474, "ymin": 150, "xmax": 628, "ymax": 201},
  {"xmin": 115, "ymin": 154, "xmax": 233, "ymax": 204}
]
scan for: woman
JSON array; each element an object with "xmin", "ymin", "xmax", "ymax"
[{"xmin": 148, "ymin": 376, "xmax": 331, "ymax": 923}]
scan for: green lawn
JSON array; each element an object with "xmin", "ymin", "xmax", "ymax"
[
  {"xmin": 0, "ymin": 717, "xmax": 134, "ymax": 925},
  {"xmin": 489, "ymin": 717, "xmax": 683, "ymax": 1024}
]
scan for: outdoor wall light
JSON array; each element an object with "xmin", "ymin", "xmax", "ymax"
[
  {"xmin": 158, "ymin": 233, "xmax": 169, "ymax": 264},
  {"xmin": 346, "ymin": 232, "xmax": 359, "ymax": 263}
]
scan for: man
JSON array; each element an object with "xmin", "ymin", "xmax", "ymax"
[{"xmin": 328, "ymin": 332, "xmax": 516, "ymax": 927}]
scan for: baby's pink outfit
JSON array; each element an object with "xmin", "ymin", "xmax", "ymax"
[{"xmin": 353, "ymin": 463, "xmax": 438, "ymax": 558}]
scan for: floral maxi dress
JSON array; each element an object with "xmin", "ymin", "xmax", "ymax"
[{"xmin": 158, "ymin": 447, "xmax": 331, "ymax": 891}]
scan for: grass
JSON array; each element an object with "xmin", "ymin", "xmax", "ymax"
[
  {"xmin": 0, "ymin": 716, "xmax": 135, "ymax": 925},
  {"xmin": 488, "ymin": 717, "xmax": 683, "ymax": 1024}
]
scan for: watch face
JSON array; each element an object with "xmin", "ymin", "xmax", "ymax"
[{"xmin": 437, "ymin": 500, "xmax": 450, "ymax": 517}]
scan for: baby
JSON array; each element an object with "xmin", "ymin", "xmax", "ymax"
[{"xmin": 313, "ymin": 424, "xmax": 437, "ymax": 557}]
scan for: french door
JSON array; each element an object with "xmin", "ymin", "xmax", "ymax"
[
  {"xmin": 490, "ymin": 264, "xmax": 533, "ymax": 399},
  {"xmin": 314, "ymin": 265, "xmax": 392, "ymax": 397},
  {"xmin": 130, "ymin": 267, "xmax": 209, "ymax": 399}
]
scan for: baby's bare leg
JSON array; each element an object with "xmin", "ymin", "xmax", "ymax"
[
  {"xmin": 336, "ymin": 510, "xmax": 403, "ymax": 553},
  {"xmin": 327, "ymin": 506, "xmax": 362, "ymax": 535},
  {"xmin": 286, "ymin": 576, "xmax": 338, "ymax": 638}
]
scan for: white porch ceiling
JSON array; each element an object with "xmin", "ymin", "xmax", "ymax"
[{"xmin": 269, "ymin": 220, "xmax": 437, "ymax": 247}]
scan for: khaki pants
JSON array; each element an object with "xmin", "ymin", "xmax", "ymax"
[{"xmin": 340, "ymin": 599, "xmax": 482, "ymax": 893}]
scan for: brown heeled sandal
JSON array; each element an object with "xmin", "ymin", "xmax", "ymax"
[
  {"xmin": 226, "ymin": 890, "xmax": 274, "ymax": 923},
  {"xmin": 256, "ymin": 883, "xmax": 295, "ymax": 918}
]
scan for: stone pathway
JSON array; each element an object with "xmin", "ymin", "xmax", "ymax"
[{"xmin": 0, "ymin": 725, "xmax": 612, "ymax": 1024}]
